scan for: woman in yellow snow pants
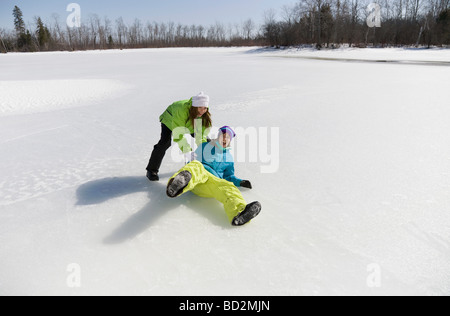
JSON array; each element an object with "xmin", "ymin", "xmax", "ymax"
[
  {"xmin": 167, "ymin": 126, "xmax": 261, "ymax": 226},
  {"xmin": 168, "ymin": 160, "xmax": 247, "ymax": 222}
]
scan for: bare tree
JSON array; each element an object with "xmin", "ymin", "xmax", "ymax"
[
  {"xmin": 190, "ymin": 24, "xmax": 197, "ymax": 44},
  {"xmin": 116, "ymin": 17, "xmax": 127, "ymax": 48},
  {"xmin": 132, "ymin": 18, "xmax": 143, "ymax": 46},
  {"xmin": 0, "ymin": 28, "xmax": 9, "ymax": 52},
  {"xmin": 215, "ymin": 22, "xmax": 226, "ymax": 43},
  {"xmin": 159, "ymin": 22, "xmax": 167, "ymax": 44},
  {"xmin": 242, "ymin": 19, "xmax": 256, "ymax": 40},
  {"xmin": 297, "ymin": 0, "xmax": 333, "ymax": 46},
  {"xmin": 410, "ymin": 0, "xmax": 424, "ymax": 21},
  {"xmin": 167, "ymin": 21, "xmax": 175, "ymax": 45},
  {"xmin": 104, "ymin": 17, "xmax": 112, "ymax": 48},
  {"xmin": 50, "ymin": 14, "xmax": 66, "ymax": 50},
  {"xmin": 197, "ymin": 25, "xmax": 205, "ymax": 45}
]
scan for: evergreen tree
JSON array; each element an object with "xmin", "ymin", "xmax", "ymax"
[
  {"xmin": 13, "ymin": 6, "xmax": 32, "ymax": 50},
  {"xmin": 36, "ymin": 17, "xmax": 51, "ymax": 50},
  {"xmin": 108, "ymin": 35, "xmax": 114, "ymax": 48},
  {"xmin": 13, "ymin": 6, "xmax": 25, "ymax": 35}
]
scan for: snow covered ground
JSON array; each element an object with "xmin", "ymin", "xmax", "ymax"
[{"xmin": 0, "ymin": 47, "xmax": 449, "ymax": 296}]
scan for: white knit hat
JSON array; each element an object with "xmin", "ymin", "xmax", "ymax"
[{"xmin": 192, "ymin": 92, "xmax": 210, "ymax": 108}]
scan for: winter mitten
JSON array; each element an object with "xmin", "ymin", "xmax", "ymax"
[{"xmin": 240, "ymin": 180, "xmax": 252, "ymax": 189}]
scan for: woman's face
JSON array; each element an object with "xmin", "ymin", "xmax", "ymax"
[
  {"xmin": 219, "ymin": 133, "xmax": 231, "ymax": 148},
  {"xmin": 197, "ymin": 107, "xmax": 208, "ymax": 117}
]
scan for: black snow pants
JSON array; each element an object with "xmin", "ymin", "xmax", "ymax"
[{"xmin": 146, "ymin": 123, "xmax": 172, "ymax": 173}]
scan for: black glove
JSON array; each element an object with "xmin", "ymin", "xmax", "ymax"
[{"xmin": 240, "ymin": 180, "xmax": 252, "ymax": 189}]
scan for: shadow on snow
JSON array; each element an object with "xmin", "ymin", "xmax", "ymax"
[{"xmin": 75, "ymin": 176, "xmax": 232, "ymax": 244}]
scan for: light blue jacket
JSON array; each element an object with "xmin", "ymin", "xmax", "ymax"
[{"xmin": 195, "ymin": 141, "xmax": 242, "ymax": 187}]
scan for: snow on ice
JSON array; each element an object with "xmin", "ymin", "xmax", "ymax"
[{"xmin": 0, "ymin": 47, "xmax": 449, "ymax": 295}]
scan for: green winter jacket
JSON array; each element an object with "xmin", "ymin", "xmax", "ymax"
[{"xmin": 159, "ymin": 99, "xmax": 209, "ymax": 153}]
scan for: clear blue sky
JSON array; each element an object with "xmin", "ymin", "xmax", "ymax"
[{"xmin": 0, "ymin": 0, "xmax": 296, "ymax": 30}]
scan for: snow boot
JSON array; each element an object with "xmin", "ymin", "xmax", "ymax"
[
  {"xmin": 166, "ymin": 171, "xmax": 192, "ymax": 198},
  {"xmin": 147, "ymin": 170, "xmax": 159, "ymax": 182},
  {"xmin": 232, "ymin": 201, "xmax": 262, "ymax": 226}
]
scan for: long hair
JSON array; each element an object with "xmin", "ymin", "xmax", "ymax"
[{"xmin": 189, "ymin": 106, "xmax": 212, "ymax": 129}]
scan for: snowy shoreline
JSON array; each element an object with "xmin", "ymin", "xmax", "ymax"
[{"xmin": 2, "ymin": 45, "xmax": 449, "ymax": 65}]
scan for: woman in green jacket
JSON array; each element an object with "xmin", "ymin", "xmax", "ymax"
[{"xmin": 146, "ymin": 92, "xmax": 212, "ymax": 181}]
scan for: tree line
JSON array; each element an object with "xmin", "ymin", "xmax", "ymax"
[
  {"xmin": 263, "ymin": 0, "xmax": 449, "ymax": 48},
  {"xmin": 0, "ymin": 1, "xmax": 449, "ymax": 53},
  {"xmin": 0, "ymin": 6, "xmax": 261, "ymax": 53}
]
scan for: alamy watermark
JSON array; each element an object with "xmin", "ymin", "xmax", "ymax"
[
  {"xmin": 366, "ymin": 263, "xmax": 382, "ymax": 288},
  {"xmin": 366, "ymin": 3, "xmax": 382, "ymax": 28},
  {"xmin": 170, "ymin": 119, "xmax": 280, "ymax": 174},
  {"xmin": 66, "ymin": 3, "xmax": 81, "ymax": 28},
  {"xmin": 66, "ymin": 263, "xmax": 81, "ymax": 288}
]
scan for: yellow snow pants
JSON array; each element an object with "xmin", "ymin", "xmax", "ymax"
[{"xmin": 168, "ymin": 161, "xmax": 247, "ymax": 222}]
